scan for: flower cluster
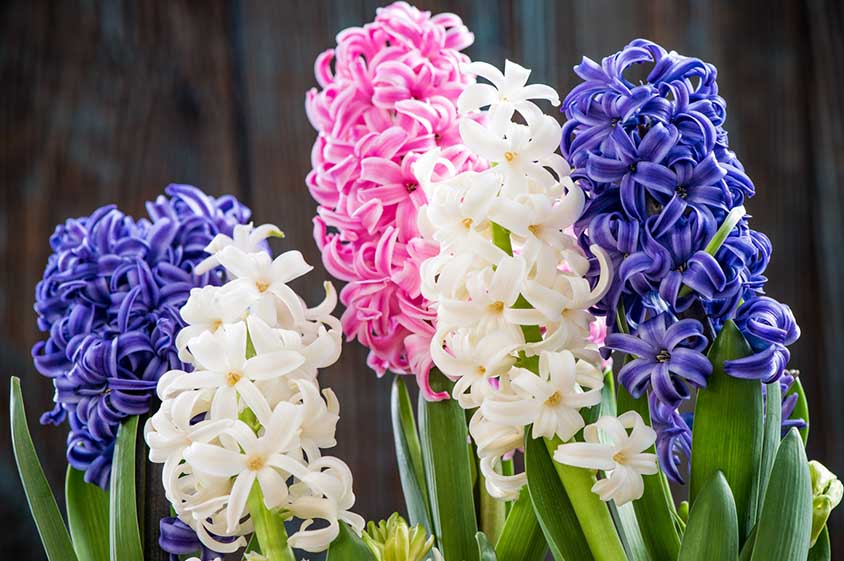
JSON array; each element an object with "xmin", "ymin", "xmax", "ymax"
[
  {"xmin": 305, "ymin": 1, "xmax": 486, "ymax": 398},
  {"xmin": 145, "ymin": 224, "xmax": 363, "ymax": 555},
  {"xmin": 31, "ymin": 185, "xmax": 250, "ymax": 488},
  {"xmin": 562, "ymin": 39, "xmax": 802, "ymax": 482},
  {"xmin": 418, "ymin": 60, "xmax": 655, "ymax": 505}
]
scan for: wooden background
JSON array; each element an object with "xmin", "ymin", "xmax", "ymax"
[{"xmin": 2, "ymin": 1, "xmax": 842, "ymax": 559}]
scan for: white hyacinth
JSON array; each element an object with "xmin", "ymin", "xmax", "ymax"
[
  {"xmin": 145, "ymin": 223, "xmax": 363, "ymax": 554},
  {"xmin": 417, "ymin": 60, "xmax": 653, "ymax": 505}
]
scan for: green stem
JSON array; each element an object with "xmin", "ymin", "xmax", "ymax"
[
  {"xmin": 479, "ymin": 469, "xmax": 506, "ymax": 544},
  {"xmin": 246, "ymin": 483, "xmax": 295, "ymax": 561},
  {"xmin": 544, "ymin": 437, "xmax": 628, "ymax": 561},
  {"xmin": 491, "ymin": 221, "xmax": 625, "ymax": 561}
]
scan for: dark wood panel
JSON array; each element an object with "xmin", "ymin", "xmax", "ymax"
[{"xmin": 1, "ymin": 1, "xmax": 841, "ymax": 559}]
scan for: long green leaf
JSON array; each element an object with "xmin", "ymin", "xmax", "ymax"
[
  {"xmin": 9, "ymin": 377, "xmax": 79, "ymax": 561},
  {"xmin": 494, "ymin": 487, "xmax": 547, "ymax": 561},
  {"xmin": 525, "ymin": 434, "xmax": 594, "ymax": 561},
  {"xmin": 476, "ymin": 532, "xmax": 499, "ymax": 561},
  {"xmin": 807, "ymin": 527, "xmax": 830, "ymax": 561},
  {"xmin": 418, "ymin": 370, "xmax": 479, "ymax": 561},
  {"xmin": 109, "ymin": 416, "xmax": 143, "ymax": 561},
  {"xmin": 678, "ymin": 471, "xmax": 738, "ymax": 561},
  {"xmin": 66, "ymin": 466, "xmax": 109, "ymax": 561},
  {"xmin": 749, "ymin": 429, "xmax": 812, "ymax": 561},
  {"xmin": 691, "ymin": 320, "xmax": 763, "ymax": 542},
  {"xmin": 609, "ymin": 502, "xmax": 651, "ymax": 561},
  {"xmin": 326, "ymin": 521, "xmax": 377, "ymax": 561},
  {"xmin": 738, "ymin": 526, "xmax": 756, "ymax": 561},
  {"xmin": 391, "ymin": 376, "xmax": 433, "ymax": 534},
  {"xmin": 616, "ymin": 384, "xmax": 681, "ymax": 560},
  {"xmin": 758, "ymin": 380, "xmax": 782, "ymax": 514},
  {"xmin": 787, "ymin": 376, "xmax": 810, "ymax": 445}
]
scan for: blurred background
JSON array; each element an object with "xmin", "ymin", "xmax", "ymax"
[{"xmin": 2, "ymin": 0, "xmax": 842, "ymax": 559}]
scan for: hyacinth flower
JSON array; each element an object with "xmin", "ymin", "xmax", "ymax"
[
  {"xmin": 305, "ymin": 1, "xmax": 486, "ymax": 400},
  {"xmin": 540, "ymin": 38, "xmax": 839, "ymax": 561},
  {"xmin": 146, "ymin": 223, "xmax": 365, "ymax": 558},
  {"xmin": 30, "ymin": 184, "xmax": 251, "ymax": 488}
]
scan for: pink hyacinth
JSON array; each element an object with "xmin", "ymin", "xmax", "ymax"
[{"xmin": 306, "ymin": 2, "xmax": 484, "ymax": 399}]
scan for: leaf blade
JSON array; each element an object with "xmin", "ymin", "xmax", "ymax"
[
  {"xmin": 418, "ymin": 370, "xmax": 479, "ymax": 561},
  {"xmin": 749, "ymin": 429, "xmax": 812, "ymax": 561},
  {"xmin": 66, "ymin": 466, "xmax": 110, "ymax": 561},
  {"xmin": 494, "ymin": 486, "xmax": 548, "ymax": 561},
  {"xmin": 391, "ymin": 376, "xmax": 433, "ymax": 534},
  {"xmin": 691, "ymin": 320, "xmax": 764, "ymax": 542},
  {"xmin": 525, "ymin": 434, "xmax": 594, "ymax": 561},
  {"xmin": 109, "ymin": 416, "xmax": 143, "ymax": 561},
  {"xmin": 807, "ymin": 527, "xmax": 830, "ymax": 561},
  {"xmin": 758, "ymin": 380, "xmax": 782, "ymax": 515},
  {"xmin": 9, "ymin": 377, "xmax": 79, "ymax": 561},
  {"xmin": 678, "ymin": 471, "xmax": 739, "ymax": 561},
  {"xmin": 326, "ymin": 521, "xmax": 377, "ymax": 561}
]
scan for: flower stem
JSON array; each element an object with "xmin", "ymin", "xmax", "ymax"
[
  {"xmin": 246, "ymin": 482, "xmax": 296, "ymax": 561},
  {"xmin": 479, "ymin": 468, "xmax": 506, "ymax": 544},
  {"xmin": 491, "ymin": 221, "xmax": 626, "ymax": 561},
  {"xmin": 544, "ymin": 437, "xmax": 628, "ymax": 561}
]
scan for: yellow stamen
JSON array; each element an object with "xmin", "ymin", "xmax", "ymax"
[
  {"xmin": 246, "ymin": 455, "xmax": 265, "ymax": 471},
  {"xmin": 489, "ymin": 301, "xmax": 505, "ymax": 314},
  {"xmin": 612, "ymin": 451, "xmax": 626, "ymax": 464},
  {"xmin": 225, "ymin": 371, "xmax": 242, "ymax": 386},
  {"xmin": 256, "ymin": 280, "xmax": 270, "ymax": 293},
  {"xmin": 504, "ymin": 151, "xmax": 516, "ymax": 162},
  {"xmin": 211, "ymin": 319, "xmax": 223, "ymax": 332},
  {"xmin": 461, "ymin": 217, "xmax": 473, "ymax": 229},
  {"xmin": 528, "ymin": 224, "xmax": 541, "ymax": 236},
  {"xmin": 545, "ymin": 391, "xmax": 562, "ymax": 407}
]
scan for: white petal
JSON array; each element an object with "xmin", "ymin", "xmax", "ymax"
[
  {"xmin": 553, "ymin": 442, "xmax": 616, "ymax": 471},
  {"xmin": 226, "ymin": 470, "xmax": 256, "ymax": 532},
  {"xmin": 459, "ymin": 118, "xmax": 508, "ymax": 162}
]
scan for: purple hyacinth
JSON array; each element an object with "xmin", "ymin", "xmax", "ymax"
[
  {"xmin": 562, "ymin": 38, "xmax": 805, "ymax": 485},
  {"xmin": 606, "ymin": 314, "xmax": 713, "ymax": 408},
  {"xmin": 648, "ymin": 392, "xmax": 692, "ymax": 484},
  {"xmin": 778, "ymin": 371, "xmax": 808, "ymax": 437},
  {"xmin": 159, "ymin": 517, "xmax": 230, "ymax": 561},
  {"xmin": 725, "ymin": 296, "xmax": 800, "ymax": 382},
  {"xmin": 32, "ymin": 184, "xmax": 250, "ymax": 488}
]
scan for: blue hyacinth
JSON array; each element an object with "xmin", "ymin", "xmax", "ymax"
[
  {"xmin": 32, "ymin": 184, "xmax": 251, "ymax": 488},
  {"xmin": 562, "ymin": 39, "xmax": 804, "ymax": 482}
]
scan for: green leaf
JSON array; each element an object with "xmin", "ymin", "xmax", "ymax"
[
  {"xmin": 738, "ymin": 526, "xmax": 756, "ymax": 561},
  {"xmin": 66, "ymin": 466, "xmax": 109, "ymax": 561},
  {"xmin": 690, "ymin": 320, "xmax": 764, "ymax": 542},
  {"xmin": 807, "ymin": 527, "xmax": 830, "ymax": 561},
  {"xmin": 391, "ymin": 376, "xmax": 433, "ymax": 534},
  {"xmin": 787, "ymin": 376, "xmax": 810, "ymax": 445},
  {"xmin": 524, "ymin": 434, "xmax": 594, "ymax": 561},
  {"xmin": 494, "ymin": 487, "xmax": 547, "ymax": 561},
  {"xmin": 327, "ymin": 521, "xmax": 377, "ymax": 561},
  {"xmin": 678, "ymin": 471, "xmax": 738, "ymax": 561},
  {"xmin": 749, "ymin": 429, "xmax": 812, "ymax": 561},
  {"xmin": 616, "ymin": 383, "xmax": 681, "ymax": 560},
  {"xmin": 9, "ymin": 377, "xmax": 79, "ymax": 561},
  {"xmin": 109, "ymin": 416, "xmax": 143, "ymax": 561},
  {"xmin": 418, "ymin": 370, "xmax": 479, "ymax": 561},
  {"xmin": 476, "ymin": 532, "xmax": 499, "ymax": 561},
  {"xmin": 758, "ymin": 380, "xmax": 781, "ymax": 515},
  {"xmin": 608, "ymin": 501, "xmax": 651, "ymax": 561}
]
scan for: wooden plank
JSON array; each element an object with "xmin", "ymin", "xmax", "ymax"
[
  {"xmin": 804, "ymin": 0, "xmax": 844, "ymax": 554},
  {"xmin": 0, "ymin": 2, "xmax": 245, "ymax": 559}
]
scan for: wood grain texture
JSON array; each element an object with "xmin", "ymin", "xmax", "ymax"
[{"xmin": 1, "ymin": 1, "xmax": 841, "ymax": 559}]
